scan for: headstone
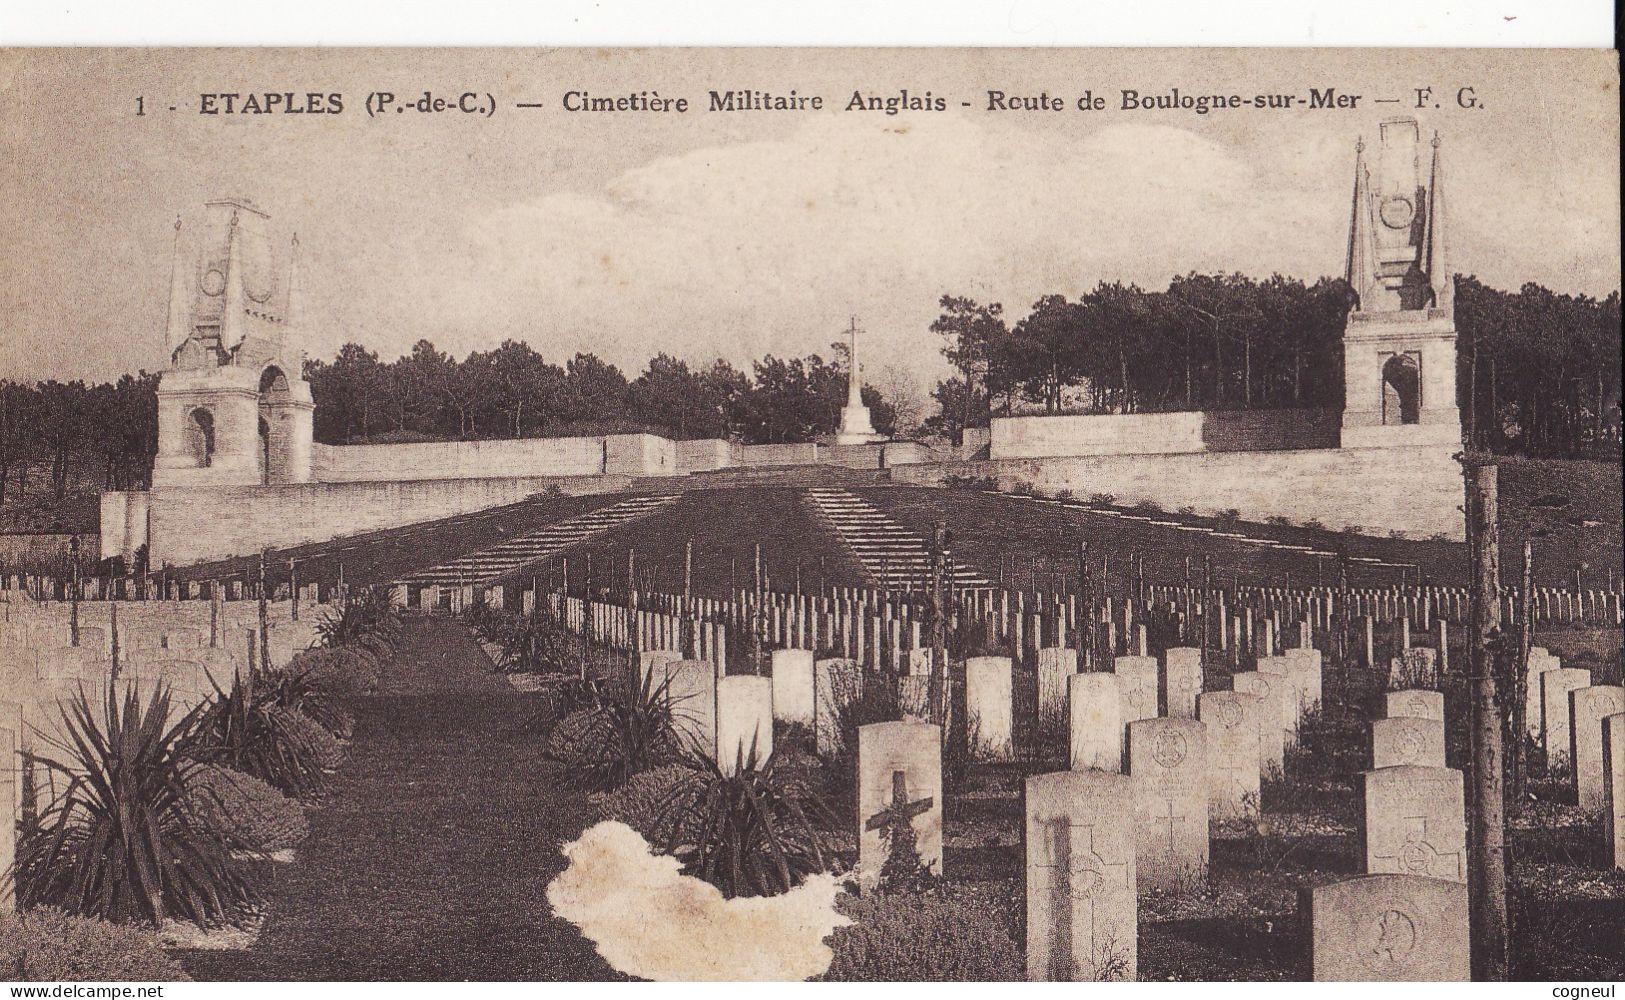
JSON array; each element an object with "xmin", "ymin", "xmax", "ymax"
[
  {"xmin": 716, "ymin": 675, "xmax": 773, "ymax": 775},
  {"xmin": 1384, "ymin": 689, "xmax": 1444, "ymax": 722},
  {"xmin": 1127, "ymin": 718, "xmax": 1208, "ymax": 892},
  {"xmin": 1604, "ymin": 712, "xmax": 1623, "ymax": 871},
  {"xmin": 814, "ymin": 658, "xmax": 861, "ymax": 757},
  {"xmin": 1230, "ymin": 671, "xmax": 1286, "ymax": 775},
  {"xmin": 1036, "ymin": 646, "xmax": 1077, "ymax": 724},
  {"xmin": 1370, "ymin": 717, "xmax": 1446, "ymax": 770},
  {"xmin": 1569, "ymin": 685, "xmax": 1625, "ymax": 811},
  {"xmin": 164, "ymin": 628, "xmax": 203, "ymax": 652},
  {"xmin": 1198, "ymin": 691, "xmax": 1261, "ymax": 822},
  {"xmin": 1068, "ymin": 672, "xmax": 1123, "ymax": 772},
  {"xmin": 0, "ymin": 724, "xmax": 15, "ymax": 887},
  {"xmin": 1113, "ymin": 655, "xmax": 1158, "ymax": 724},
  {"xmin": 857, "ymin": 721, "xmax": 942, "ymax": 892},
  {"xmin": 662, "ymin": 660, "xmax": 717, "ymax": 758},
  {"xmin": 1024, "ymin": 770, "xmax": 1137, "ymax": 981},
  {"xmin": 638, "ymin": 648, "xmax": 683, "ymax": 687},
  {"xmin": 769, "ymin": 648, "xmax": 816, "ymax": 725},
  {"xmin": 1282, "ymin": 647, "xmax": 1324, "ymax": 719},
  {"xmin": 1305, "ymin": 874, "xmax": 1469, "ymax": 981},
  {"xmin": 1541, "ymin": 667, "xmax": 1591, "ymax": 767},
  {"xmin": 1161, "ymin": 648, "xmax": 1202, "ymax": 720},
  {"xmin": 966, "ymin": 656, "xmax": 1014, "ymax": 759},
  {"xmin": 1525, "ymin": 647, "xmax": 1560, "ymax": 739},
  {"xmin": 1358, "ymin": 764, "xmax": 1466, "ymax": 883}
]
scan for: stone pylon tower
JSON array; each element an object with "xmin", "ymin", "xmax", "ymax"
[
  {"xmin": 1340, "ymin": 118, "xmax": 1461, "ymax": 448},
  {"xmin": 151, "ymin": 198, "xmax": 314, "ymax": 487}
]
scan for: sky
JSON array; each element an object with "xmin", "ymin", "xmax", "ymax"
[{"xmin": 0, "ymin": 47, "xmax": 1618, "ymax": 389}]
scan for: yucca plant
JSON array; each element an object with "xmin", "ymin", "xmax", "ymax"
[
  {"xmin": 549, "ymin": 668, "xmax": 682, "ymax": 791},
  {"xmin": 494, "ymin": 610, "xmax": 574, "ymax": 675},
  {"xmin": 316, "ymin": 585, "xmax": 401, "ymax": 659},
  {"xmin": 655, "ymin": 741, "xmax": 832, "ymax": 898},
  {"xmin": 259, "ymin": 662, "xmax": 352, "ymax": 739},
  {"xmin": 185, "ymin": 671, "xmax": 327, "ymax": 795},
  {"xmin": 12, "ymin": 682, "xmax": 257, "ymax": 926}
]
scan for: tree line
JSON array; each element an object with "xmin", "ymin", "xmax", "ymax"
[
  {"xmin": 924, "ymin": 273, "xmax": 1622, "ymax": 459},
  {"xmin": 305, "ymin": 340, "xmax": 896, "ymax": 446},
  {"xmin": 0, "ymin": 273, "xmax": 1616, "ymax": 512}
]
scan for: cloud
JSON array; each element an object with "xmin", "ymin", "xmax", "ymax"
[
  {"xmin": 545, "ymin": 821, "xmax": 850, "ymax": 982},
  {"xmin": 424, "ymin": 116, "xmax": 1342, "ymax": 385}
]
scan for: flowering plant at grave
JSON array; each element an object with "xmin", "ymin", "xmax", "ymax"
[
  {"xmin": 654, "ymin": 741, "xmax": 833, "ymax": 899},
  {"xmin": 183, "ymin": 763, "xmax": 310, "ymax": 853},
  {"xmin": 544, "ymin": 668, "xmax": 682, "ymax": 791},
  {"xmin": 315, "ymin": 585, "xmax": 401, "ymax": 660},
  {"xmin": 13, "ymin": 681, "xmax": 256, "ymax": 927}
]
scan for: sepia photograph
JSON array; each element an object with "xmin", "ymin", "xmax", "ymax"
[{"xmin": 0, "ymin": 42, "xmax": 1620, "ymax": 984}]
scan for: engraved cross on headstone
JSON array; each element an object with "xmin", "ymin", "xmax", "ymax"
[
  {"xmin": 866, "ymin": 769, "xmax": 933, "ymax": 842},
  {"xmin": 1034, "ymin": 818, "xmax": 1129, "ymax": 980}
]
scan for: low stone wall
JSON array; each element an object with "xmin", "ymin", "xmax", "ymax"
[
  {"xmin": 145, "ymin": 474, "xmax": 639, "ymax": 566},
  {"xmin": 312, "ymin": 436, "xmax": 606, "ymax": 482},
  {"xmin": 890, "ymin": 443, "xmax": 1465, "ymax": 540},
  {"xmin": 738, "ymin": 442, "xmax": 822, "ymax": 466},
  {"xmin": 990, "ymin": 408, "xmax": 1340, "ymax": 459},
  {"xmin": 0, "ymin": 533, "xmax": 99, "ymax": 565}
]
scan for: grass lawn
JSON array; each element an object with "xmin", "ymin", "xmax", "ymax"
[
  {"xmin": 502, "ymin": 486, "xmax": 874, "ymax": 599},
  {"xmin": 175, "ymin": 615, "xmax": 621, "ymax": 981}
]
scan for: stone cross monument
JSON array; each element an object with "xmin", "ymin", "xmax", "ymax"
[{"xmin": 834, "ymin": 316, "xmax": 886, "ymax": 446}]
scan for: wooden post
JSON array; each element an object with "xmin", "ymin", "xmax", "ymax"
[
  {"xmin": 1513, "ymin": 539, "xmax": 1534, "ymax": 800},
  {"xmin": 108, "ymin": 601, "xmax": 120, "ymax": 685},
  {"xmin": 928, "ymin": 522, "xmax": 949, "ymax": 728},
  {"xmin": 257, "ymin": 550, "xmax": 270, "ymax": 674},
  {"xmin": 1075, "ymin": 540, "xmax": 1093, "ymax": 670},
  {"xmin": 68, "ymin": 535, "xmax": 81, "ymax": 647},
  {"xmin": 752, "ymin": 543, "xmax": 764, "ymax": 675},
  {"xmin": 626, "ymin": 548, "xmax": 639, "ymax": 690},
  {"xmin": 289, "ymin": 558, "xmax": 300, "ymax": 622},
  {"xmin": 1464, "ymin": 459, "xmax": 1508, "ymax": 981}
]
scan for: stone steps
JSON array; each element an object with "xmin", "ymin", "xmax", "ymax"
[
  {"xmin": 804, "ymin": 488, "xmax": 992, "ymax": 590},
  {"xmin": 398, "ymin": 494, "xmax": 676, "ymax": 586}
]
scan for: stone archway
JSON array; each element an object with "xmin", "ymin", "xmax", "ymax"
[
  {"xmin": 187, "ymin": 408, "xmax": 216, "ymax": 467},
  {"xmin": 1381, "ymin": 354, "xmax": 1421, "ymax": 426},
  {"xmin": 259, "ymin": 366, "xmax": 291, "ymax": 483}
]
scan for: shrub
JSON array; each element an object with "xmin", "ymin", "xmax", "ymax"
[
  {"xmin": 1052, "ymin": 488, "xmax": 1076, "ymax": 502},
  {"xmin": 1134, "ymin": 498, "xmax": 1164, "ymax": 513},
  {"xmin": 544, "ymin": 670, "xmax": 681, "ymax": 790},
  {"xmin": 0, "ymin": 908, "xmax": 191, "ymax": 981},
  {"xmin": 15, "ymin": 683, "xmax": 256, "ymax": 926},
  {"xmin": 261, "ymin": 660, "xmax": 353, "ymax": 738},
  {"xmin": 186, "ymin": 673, "xmax": 329, "ymax": 795},
  {"xmin": 655, "ymin": 748, "xmax": 832, "ymax": 898},
  {"xmin": 1217, "ymin": 508, "xmax": 1242, "ymax": 523},
  {"xmin": 589, "ymin": 764, "xmax": 704, "ymax": 843},
  {"xmin": 493, "ymin": 608, "xmax": 577, "ymax": 675},
  {"xmin": 316, "ymin": 585, "xmax": 401, "ymax": 659},
  {"xmin": 1177, "ymin": 505, "xmax": 1197, "ymax": 516},
  {"xmin": 184, "ymin": 764, "xmax": 310, "ymax": 852},
  {"xmin": 1008, "ymin": 481, "xmax": 1036, "ymax": 497},
  {"xmin": 942, "ymin": 473, "xmax": 999, "ymax": 491},
  {"xmin": 1265, "ymin": 514, "xmax": 1292, "ymax": 526},
  {"xmin": 289, "ymin": 646, "xmax": 381, "ymax": 697},
  {"xmin": 277, "ymin": 706, "xmax": 345, "ymax": 772},
  {"xmin": 822, "ymin": 884, "xmax": 1023, "ymax": 981},
  {"xmin": 1088, "ymin": 492, "xmax": 1116, "ymax": 506}
]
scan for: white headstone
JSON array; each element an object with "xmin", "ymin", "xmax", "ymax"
[
  {"xmin": 1068, "ymin": 672, "xmax": 1123, "ymax": 773},
  {"xmin": 1024, "ymin": 770, "xmax": 1137, "ymax": 981},
  {"xmin": 1604, "ymin": 712, "xmax": 1623, "ymax": 871},
  {"xmin": 716, "ymin": 675, "xmax": 773, "ymax": 774},
  {"xmin": 1128, "ymin": 718, "xmax": 1208, "ymax": 893},
  {"xmin": 1036, "ymin": 646, "xmax": 1077, "ymax": 724},
  {"xmin": 1384, "ymin": 689, "xmax": 1444, "ymax": 722},
  {"xmin": 1541, "ymin": 667, "xmax": 1591, "ymax": 767},
  {"xmin": 1162, "ymin": 648, "xmax": 1203, "ymax": 720},
  {"xmin": 1113, "ymin": 655, "xmax": 1158, "ymax": 723},
  {"xmin": 1370, "ymin": 717, "xmax": 1446, "ymax": 770},
  {"xmin": 814, "ymin": 657, "xmax": 861, "ymax": 757},
  {"xmin": 1198, "ymin": 691, "xmax": 1261, "ymax": 822},
  {"xmin": 966, "ymin": 655, "xmax": 1014, "ymax": 759},
  {"xmin": 857, "ymin": 721, "xmax": 942, "ymax": 892},
  {"xmin": 1231, "ymin": 671, "xmax": 1286, "ymax": 775},
  {"xmin": 663, "ymin": 659, "xmax": 717, "ymax": 758},
  {"xmin": 769, "ymin": 648, "xmax": 816, "ymax": 725},
  {"xmin": 1358, "ymin": 764, "xmax": 1466, "ymax": 883},
  {"xmin": 1306, "ymin": 874, "xmax": 1469, "ymax": 981},
  {"xmin": 1570, "ymin": 685, "xmax": 1625, "ymax": 811}
]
